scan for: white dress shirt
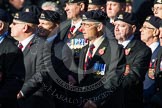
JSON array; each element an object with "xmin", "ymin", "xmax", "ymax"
[{"xmin": 19, "ymin": 34, "xmax": 34, "ymax": 51}]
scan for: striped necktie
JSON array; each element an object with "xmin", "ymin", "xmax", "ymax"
[
  {"xmin": 68, "ymin": 25, "xmax": 75, "ymax": 39},
  {"xmin": 18, "ymin": 43, "xmax": 23, "ymax": 51},
  {"xmin": 84, "ymin": 44, "xmax": 95, "ymax": 71}
]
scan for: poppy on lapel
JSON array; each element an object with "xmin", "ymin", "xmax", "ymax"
[
  {"xmin": 125, "ymin": 48, "xmax": 131, "ymax": 55},
  {"xmin": 98, "ymin": 47, "xmax": 106, "ymax": 55}
]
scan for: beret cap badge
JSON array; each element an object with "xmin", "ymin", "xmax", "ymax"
[
  {"xmin": 69, "ymin": 0, "xmax": 74, "ymax": 2},
  {"xmin": 25, "ymin": 8, "xmax": 30, "ymax": 12},
  {"xmin": 89, "ymin": 0, "xmax": 92, "ymax": 3},
  {"xmin": 118, "ymin": 14, "xmax": 124, "ymax": 20},
  {"xmin": 82, "ymin": 14, "xmax": 88, "ymax": 20},
  {"xmin": 157, "ymin": 0, "xmax": 162, "ymax": 3},
  {"xmin": 40, "ymin": 13, "xmax": 45, "ymax": 19},
  {"xmin": 146, "ymin": 16, "xmax": 151, "ymax": 21},
  {"xmin": 14, "ymin": 13, "xmax": 19, "ymax": 19}
]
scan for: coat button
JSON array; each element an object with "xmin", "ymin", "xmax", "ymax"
[
  {"xmin": 157, "ymin": 88, "xmax": 160, "ymax": 91},
  {"xmin": 159, "ymin": 75, "xmax": 162, "ymax": 78}
]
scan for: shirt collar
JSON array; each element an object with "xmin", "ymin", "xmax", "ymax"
[
  {"xmin": 89, "ymin": 35, "xmax": 105, "ymax": 56},
  {"xmin": 149, "ymin": 41, "xmax": 160, "ymax": 53},
  {"xmin": 118, "ymin": 35, "xmax": 134, "ymax": 48},
  {"xmin": 47, "ymin": 34, "xmax": 57, "ymax": 42},
  {"xmin": 20, "ymin": 34, "xmax": 34, "ymax": 51},
  {"xmin": 71, "ymin": 20, "xmax": 82, "ymax": 33}
]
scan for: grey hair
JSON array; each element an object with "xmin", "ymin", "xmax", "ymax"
[{"xmin": 41, "ymin": 1, "xmax": 59, "ymax": 12}]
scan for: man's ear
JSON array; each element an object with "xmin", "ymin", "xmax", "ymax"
[
  {"xmin": 80, "ymin": 3, "xmax": 85, "ymax": 11},
  {"xmin": 22, "ymin": 24, "xmax": 28, "ymax": 32},
  {"xmin": 0, "ymin": 21, "xmax": 4, "ymax": 31},
  {"xmin": 132, "ymin": 25, "xmax": 136, "ymax": 32},
  {"xmin": 97, "ymin": 23, "xmax": 103, "ymax": 32},
  {"xmin": 153, "ymin": 29, "xmax": 160, "ymax": 37}
]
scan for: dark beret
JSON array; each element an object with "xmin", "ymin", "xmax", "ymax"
[
  {"xmin": 145, "ymin": 15, "xmax": 162, "ymax": 29},
  {"xmin": 114, "ymin": 12, "xmax": 137, "ymax": 25},
  {"xmin": 89, "ymin": 0, "xmax": 106, "ymax": 5},
  {"xmin": 154, "ymin": 0, "xmax": 162, "ymax": 4},
  {"xmin": 39, "ymin": 10, "xmax": 60, "ymax": 23},
  {"xmin": 126, "ymin": 0, "xmax": 132, "ymax": 3},
  {"xmin": 107, "ymin": 0, "xmax": 126, "ymax": 3},
  {"xmin": 0, "ymin": 8, "xmax": 10, "ymax": 23},
  {"xmin": 14, "ymin": 12, "xmax": 39, "ymax": 24},
  {"xmin": 82, "ymin": 10, "xmax": 107, "ymax": 22},
  {"xmin": 22, "ymin": 5, "xmax": 42, "ymax": 18},
  {"xmin": 64, "ymin": 0, "xmax": 88, "ymax": 3}
]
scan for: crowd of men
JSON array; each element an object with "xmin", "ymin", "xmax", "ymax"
[{"xmin": 0, "ymin": 0, "xmax": 162, "ymax": 108}]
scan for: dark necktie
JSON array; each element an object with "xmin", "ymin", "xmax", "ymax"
[
  {"xmin": 18, "ymin": 43, "xmax": 23, "ymax": 50},
  {"xmin": 84, "ymin": 44, "xmax": 95, "ymax": 71},
  {"xmin": 68, "ymin": 25, "xmax": 75, "ymax": 39}
]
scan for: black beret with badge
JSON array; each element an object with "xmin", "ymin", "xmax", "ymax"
[
  {"xmin": 82, "ymin": 10, "xmax": 107, "ymax": 23},
  {"xmin": 107, "ymin": 0, "xmax": 126, "ymax": 3},
  {"xmin": 114, "ymin": 12, "xmax": 138, "ymax": 25},
  {"xmin": 145, "ymin": 15, "xmax": 162, "ymax": 29},
  {"xmin": 89, "ymin": 0, "xmax": 106, "ymax": 5},
  {"xmin": 64, "ymin": 0, "xmax": 88, "ymax": 3},
  {"xmin": 22, "ymin": 5, "xmax": 42, "ymax": 18},
  {"xmin": 39, "ymin": 10, "xmax": 60, "ymax": 23},
  {"xmin": 14, "ymin": 12, "xmax": 39, "ymax": 24},
  {"xmin": 154, "ymin": 0, "xmax": 162, "ymax": 4},
  {"xmin": 126, "ymin": 0, "xmax": 132, "ymax": 3}
]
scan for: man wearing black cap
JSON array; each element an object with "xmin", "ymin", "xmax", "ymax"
[
  {"xmin": 141, "ymin": 15, "xmax": 161, "ymax": 108},
  {"xmin": 88, "ymin": 0, "xmax": 106, "ymax": 12},
  {"xmin": 59, "ymin": 0, "xmax": 89, "ymax": 105},
  {"xmin": 114, "ymin": 12, "xmax": 152, "ymax": 108},
  {"xmin": 106, "ymin": 0, "xmax": 126, "ymax": 23},
  {"xmin": 10, "ymin": 12, "xmax": 54, "ymax": 108},
  {"xmin": 38, "ymin": 9, "xmax": 74, "ymax": 108},
  {"xmin": 152, "ymin": 0, "xmax": 162, "ymax": 19},
  {"xmin": 38, "ymin": 10, "xmax": 60, "ymax": 42},
  {"xmin": 0, "ymin": 9, "xmax": 25, "ymax": 108},
  {"xmin": 78, "ymin": 10, "xmax": 126, "ymax": 108}
]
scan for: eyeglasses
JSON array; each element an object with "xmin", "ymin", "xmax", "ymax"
[
  {"xmin": 12, "ymin": 22, "xmax": 25, "ymax": 25},
  {"xmin": 152, "ymin": 7, "xmax": 162, "ymax": 11},
  {"xmin": 81, "ymin": 22, "xmax": 99, "ymax": 28},
  {"xmin": 141, "ymin": 26, "xmax": 155, "ymax": 30}
]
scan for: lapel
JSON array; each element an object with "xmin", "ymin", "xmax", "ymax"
[
  {"xmin": 78, "ymin": 38, "xmax": 109, "ymax": 83},
  {"xmin": 156, "ymin": 47, "xmax": 162, "ymax": 73},
  {"xmin": 152, "ymin": 44, "xmax": 160, "ymax": 60},
  {"xmin": 67, "ymin": 25, "xmax": 82, "ymax": 40},
  {"xmin": 124, "ymin": 37, "xmax": 137, "ymax": 61},
  {"xmin": 87, "ymin": 38, "xmax": 108, "ymax": 72},
  {"xmin": 23, "ymin": 36, "xmax": 36, "ymax": 57},
  {"xmin": 73, "ymin": 26, "xmax": 82, "ymax": 36},
  {"xmin": 60, "ymin": 20, "xmax": 71, "ymax": 40},
  {"xmin": 78, "ymin": 45, "xmax": 88, "ymax": 83},
  {"xmin": 0, "ymin": 37, "xmax": 8, "ymax": 52}
]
